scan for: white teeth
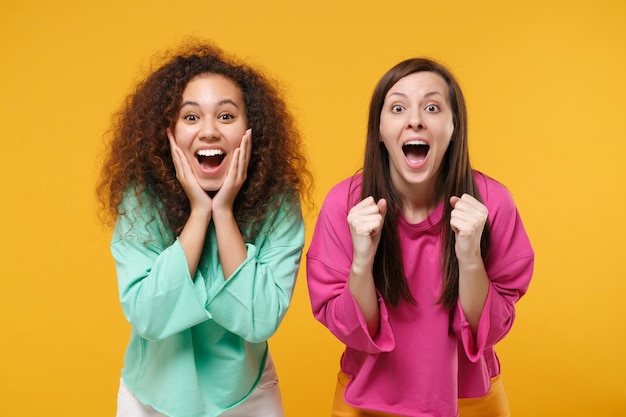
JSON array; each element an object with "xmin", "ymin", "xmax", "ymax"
[
  {"xmin": 196, "ymin": 149, "xmax": 224, "ymax": 157},
  {"xmin": 405, "ymin": 140, "xmax": 427, "ymax": 146}
]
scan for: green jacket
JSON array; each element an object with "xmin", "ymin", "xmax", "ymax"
[{"xmin": 111, "ymin": 191, "xmax": 304, "ymax": 417}]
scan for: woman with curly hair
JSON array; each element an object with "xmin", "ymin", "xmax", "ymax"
[{"xmin": 97, "ymin": 40, "xmax": 311, "ymax": 417}]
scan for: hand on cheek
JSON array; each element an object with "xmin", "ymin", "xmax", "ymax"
[
  {"xmin": 212, "ymin": 128, "xmax": 252, "ymax": 215},
  {"xmin": 167, "ymin": 129, "xmax": 212, "ymax": 214}
]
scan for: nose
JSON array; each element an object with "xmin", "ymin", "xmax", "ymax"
[
  {"xmin": 199, "ymin": 118, "xmax": 219, "ymax": 140},
  {"xmin": 408, "ymin": 109, "xmax": 423, "ymax": 130}
]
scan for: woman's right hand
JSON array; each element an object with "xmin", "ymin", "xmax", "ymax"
[
  {"xmin": 166, "ymin": 132, "xmax": 212, "ymax": 276},
  {"xmin": 167, "ymin": 132, "xmax": 212, "ymax": 216},
  {"xmin": 347, "ymin": 196, "xmax": 387, "ymax": 336},
  {"xmin": 347, "ymin": 196, "xmax": 387, "ymax": 267}
]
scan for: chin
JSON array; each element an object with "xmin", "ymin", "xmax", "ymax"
[{"xmin": 199, "ymin": 180, "xmax": 225, "ymax": 193}]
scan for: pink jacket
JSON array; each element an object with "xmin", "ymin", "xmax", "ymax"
[{"xmin": 306, "ymin": 172, "xmax": 534, "ymax": 417}]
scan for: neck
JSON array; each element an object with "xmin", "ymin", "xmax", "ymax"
[{"xmin": 396, "ymin": 183, "xmax": 440, "ymax": 223}]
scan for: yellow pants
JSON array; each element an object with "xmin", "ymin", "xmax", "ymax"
[{"xmin": 331, "ymin": 371, "xmax": 510, "ymax": 417}]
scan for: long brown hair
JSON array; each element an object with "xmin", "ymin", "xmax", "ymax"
[
  {"xmin": 359, "ymin": 58, "xmax": 490, "ymax": 308},
  {"xmin": 97, "ymin": 40, "xmax": 312, "ymax": 240}
]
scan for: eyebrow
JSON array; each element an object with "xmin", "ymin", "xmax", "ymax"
[
  {"xmin": 387, "ymin": 91, "xmax": 445, "ymax": 99},
  {"xmin": 180, "ymin": 98, "xmax": 240, "ymax": 108}
]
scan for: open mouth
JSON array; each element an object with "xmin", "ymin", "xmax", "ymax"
[
  {"xmin": 196, "ymin": 148, "xmax": 226, "ymax": 170},
  {"xmin": 402, "ymin": 140, "xmax": 430, "ymax": 165}
]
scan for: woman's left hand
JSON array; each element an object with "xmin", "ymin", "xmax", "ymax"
[
  {"xmin": 449, "ymin": 194, "xmax": 488, "ymax": 264},
  {"xmin": 212, "ymin": 129, "xmax": 252, "ymax": 216}
]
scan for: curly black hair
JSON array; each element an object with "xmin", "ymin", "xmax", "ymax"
[{"xmin": 97, "ymin": 39, "xmax": 312, "ymax": 240}]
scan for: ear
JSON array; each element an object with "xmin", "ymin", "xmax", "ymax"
[{"xmin": 166, "ymin": 127, "xmax": 174, "ymax": 141}]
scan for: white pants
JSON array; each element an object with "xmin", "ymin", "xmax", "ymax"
[{"xmin": 116, "ymin": 353, "xmax": 285, "ymax": 417}]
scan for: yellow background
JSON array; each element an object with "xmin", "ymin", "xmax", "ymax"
[{"xmin": 1, "ymin": 0, "xmax": 624, "ymax": 415}]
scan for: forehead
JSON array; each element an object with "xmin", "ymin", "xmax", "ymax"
[
  {"xmin": 183, "ymin": 73, "xmax": 243, "ymax": 98},
  {"xmin": 386, "ymin": 71, "xmax": 449, "ymax": 99}
]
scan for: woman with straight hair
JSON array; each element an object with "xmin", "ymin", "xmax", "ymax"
[{"xmin": 306, "ymin": 58, "xmax": 534, "ymax": 416}]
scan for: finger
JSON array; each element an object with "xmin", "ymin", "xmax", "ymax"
[
  {"xmin": 242, "ymin": 128, "xmax": 252, "ymax": 158},
  {"xmin": 353, "ymin": 196, "xmax": 376, "ymax": 210},
  {"xmin": 354, "ymin": 220, "xmax": 381, "ymax": 236},
  {"xmin": 167, "ymin": 133, "xmax": 176, "ymax": 154},
  {"xmin": 168, "ymin": 138, "xmax": 197, "ymax": 185},
  {"xmin": 358, "ymin": 213, "xmax": 386, "ymax": 236},
  {"xmin": 377, "ymin": 198, "xmax": 387, "ymax": 218},
  {"xmin": 350, "ymin": 197, "xmax": 387, "ymax": 230},
  {"xmin": 451, "ymin": 205, "xmax": 468, "ymax": 220},
  {"xmin": 229, "ymin": 148, "xmax": 241, "ymax": 181},
  {"xmin": 238, "ymin": 130, "xmax": 252, "ymax": 180},
  {"xmin": 224, "ymin": 130, "xmax": 250, "ymax": 186},
  {"xmin": 455, "ymin": 196, "xmax": 488, "ymax": 221},
  {"xmin": 166, "ymin": 128, "xmax": 176, "ymax": 143},
  {"xmin": 459, "ymin": 194, "xmax": 488, "ymax": 212},
  {"xmin": 167, "ymin": 130, "xmax": 179, "ymax": 157},
  {"xmin": 353, "ymin": 214, "xmax": 383, "ymax": 236},
  {"xmin": 168, "ymin": 137, "xmax": 184, "ymax": 173},
  {"xmin": 450, "ymin": 210, "xmax": 486, "ymax": 238},
  {"xmin": 459, "ymin": 193, "xmax": 479, "ymax": 204},
  {"xmin": 174, "ymin": 145, "xmax": 192, "ymax": 173}
]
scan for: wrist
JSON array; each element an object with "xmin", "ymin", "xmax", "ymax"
[
  {"xmin": 189, "ymin": 206, "xmax": 212, "ymax": 223},
  {"xmin": 351, "ymin": 257, "xmax": 374, "ymax": 276},
  {"xmin": 211, "ymin": 206, "xmax": 235, "ymax": 223}
]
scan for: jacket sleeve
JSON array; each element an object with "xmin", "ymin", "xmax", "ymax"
[
  {"xmin": 453, "ymin": 182, "xmax": 535, "ymax": 361},
  {"xmin": 111, "ymin": 194, "xmax": 211, "ymax": 341},
  {"xmin": 306, "ymin": 185, "xmax": 395, "ymax": 353},
  {"xmin": 205, "ymin": 199, "xmax": 304, "ymax": 343}
]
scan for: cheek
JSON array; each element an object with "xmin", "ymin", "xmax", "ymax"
[
  {"xmin": 229, "ymin": 126, "xmax": 247, "ymax": 146},
  {"xmin": 172, "ymin": 124, "xmax": 184, "ymax": 138},
  {"xmin": 173, "ymin": 125, "xmax": 193, "ymax": 143},
  {"xmin": 442, "ymin": 119, "xmax": 454, "ymax": 142},
  {"xmin": 378, "ymin": 116, "xmax": 396, "ymax": 138}
]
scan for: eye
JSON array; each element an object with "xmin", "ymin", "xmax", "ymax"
[
  {"xmin": 218, "ymin": 113, "xmax": 234, "ymax": 121},
  {"xmin": 425, "ymin": 104, "xmax": 439, "ymax": 112},
  {"xmin": 183, "ymin": 113, "xmax": 199, "ymax": 122},
  {"xmin": 391, "ymin": 105, "xmax": 404, "ymax": 113}
]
